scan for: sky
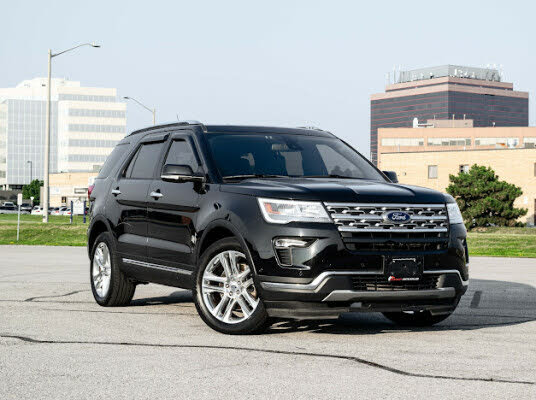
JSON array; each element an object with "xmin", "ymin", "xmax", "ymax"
[{"xmin": 1, "ymin": 0, "xmax": 535, "ymax": 156}]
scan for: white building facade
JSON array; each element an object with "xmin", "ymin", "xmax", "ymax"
[{"xmin": 0, "ymin": 78, "xmax": 126, "ymax": 189}]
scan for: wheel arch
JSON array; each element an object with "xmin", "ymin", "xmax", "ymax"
[
  {"xmin": 197, "ymin": 220, "xmax": 257, "ymax": 273},
  {"xmin": 88, "ymin": 217, "xmax": 112, "ymax": 257}
]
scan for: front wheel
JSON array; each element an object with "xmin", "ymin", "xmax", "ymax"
[
  {"xmin": 382, "ymin": 310, "xmax": 453, "ymax": 327},
  {"xmin": 193, "ymin": 238, "xmax": 270, "ymax": 334}
]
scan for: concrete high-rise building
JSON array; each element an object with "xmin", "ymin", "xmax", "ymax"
[
  {"xmin": 370, "ymin": 65, "xmax": 529, "ymax": 165},
  {"xmin": 0, "ymin": 78, "xmax": 127, "ymax": 189}
]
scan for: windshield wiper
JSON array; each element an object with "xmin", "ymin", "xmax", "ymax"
[
  {"xmin": 305, "ymin": 174, "xmax": 361, "ymax": 179},
  {"xmin": 222, "ymin": 174, "xmax": 287, "ymax": 181}
]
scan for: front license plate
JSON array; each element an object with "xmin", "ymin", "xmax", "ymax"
[{"xmin": 384, "ymin": 257, "xmax": 423, "ymax": 281}]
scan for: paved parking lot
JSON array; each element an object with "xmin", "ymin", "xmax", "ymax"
[{"xmin": 1, "ymin": 246, "xmax": 535, "ymax": 399}]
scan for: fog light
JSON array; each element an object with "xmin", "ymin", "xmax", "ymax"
[{"xmin": 274, "ymin": 238, "xmax": 308, "ymax": 248}]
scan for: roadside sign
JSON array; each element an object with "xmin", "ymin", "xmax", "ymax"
[
  {"xmin": 17, "ymin": 193, "xmax": 23, "ymax": 205},
  {"xmin": 73, "ymin": 200, "xmax": 85, "ymax": 215}
]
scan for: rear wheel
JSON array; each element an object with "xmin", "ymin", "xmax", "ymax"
[
  {"xmin": 90, "ymin": 232, "xmax": 136, "ymax": 307},
  {"xmin": 382, "ymin": 310, "xmax": 453, "ymax": 327},
  {"xmin": 193, "ymin": 238, "xmax": 269, "ymax": 334}
]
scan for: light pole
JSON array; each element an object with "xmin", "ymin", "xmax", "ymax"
[
  {"xmin": 27, "ymin": 160, "xmax": 33, "ymax": 182},
  {"xmin": 123, "ymin": 96, "xmax": 156, "ymax": 125},
  {"xmin": 42, "ymin": 42, "xmax": 100, "ymax": 223}
]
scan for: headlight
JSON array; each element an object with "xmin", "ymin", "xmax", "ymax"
[
  {"xmin": 258, "ymin": 198, "xmax": 331, "ymax": 224},
  {"xmin": 447, "ymin": 202, "xmax": 463, "ymax": 224}
]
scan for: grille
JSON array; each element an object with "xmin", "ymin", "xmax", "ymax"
[
  {"xmin": 325, "ymin": 203, "xmax": 449, "ymax": 252},
  {"xmin": 351, "ymin": 274, "xmax": 440, "ymax": 291}
]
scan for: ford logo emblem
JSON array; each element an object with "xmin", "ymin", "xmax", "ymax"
[{"xmin": 384, "ymin": 211, "xmax": 411, "ymax": 223}]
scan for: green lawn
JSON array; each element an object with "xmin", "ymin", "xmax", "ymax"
[
  {"xmin": 467, "ymin": 227, "xmax": 536, "ymax": 258},
  {"xmin": 1, "ymin": 214, "xmax": 536, "ymax": 257},
  {"xmin": 0, "ymin": 214, "xmax": 88, "ymax": 246}
]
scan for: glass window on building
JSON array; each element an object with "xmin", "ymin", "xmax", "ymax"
[
  {"xmin": 459, "ymin": 164, "xmax": 469, "ymax": 174},
  {"xmin": 475, "ymin": 137, "xmax": 519, "ymax": 147},
  {"xmin": 428, "ymin": 165, "xmax": 438, "ymax": 179},
  {"xmin": 381, "ymin": 138, "xmax": 424, "ymax": 146},
  {"xmin": 428, "ymin": 138, "xmax": 471, "ymax": 146}
]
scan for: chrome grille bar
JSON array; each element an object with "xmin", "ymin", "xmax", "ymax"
[{"xmin": 324, "ymin": 202, "xmax": 449, "ymax": 233}]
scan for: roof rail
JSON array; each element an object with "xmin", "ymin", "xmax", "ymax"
[
  {"xmin": 296, "ymin": 126, "xmax": 332, "ymax": 134},
  {"xmin": 127, "ymin": 120, "xmax": 205, "ymax": 137}
]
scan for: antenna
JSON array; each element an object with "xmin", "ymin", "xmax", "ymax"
[{"xmin": 176, "ymin": 114, "xmax": 180, "ymax": 121}]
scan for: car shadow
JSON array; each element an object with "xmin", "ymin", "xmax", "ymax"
[
  {"xmin": 264, "ymin": 278, "xmax": 536, "ymax": 335},
  {"xmin": 130, "ymin": 290, "xmax": 193, "ymax": 306}
]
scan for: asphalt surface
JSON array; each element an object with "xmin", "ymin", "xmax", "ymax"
[{"xmin": 1, "ymin": 246, "xmax": 535, "ymax": 399}]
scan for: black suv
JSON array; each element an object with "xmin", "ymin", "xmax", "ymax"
[{"xmin": 88, "ymin": 122, "xmax": 468, "ymax": 334}]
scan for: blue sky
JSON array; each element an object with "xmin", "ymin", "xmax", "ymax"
[{"xmin": 1, "ymin": 0, "xmax": 534, "ymax": 155}]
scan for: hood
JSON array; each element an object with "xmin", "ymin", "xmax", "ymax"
[{"xmin": 220, "ymin": 178, "xmax": 448, "ymax": 204}]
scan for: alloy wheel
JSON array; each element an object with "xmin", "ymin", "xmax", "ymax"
[
  {"xmin": 201, "ymin": 250, "xmax": 259, "ymax": 324},
  {"xmin": 92, "ymin": 242, "xmax": 112, "ymax": 298}
]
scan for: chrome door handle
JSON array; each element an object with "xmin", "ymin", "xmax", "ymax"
[
  {"xmin": 111, "ymin": 189, "xmax": 121, "ymax": 196},
  {"xmin": 150, "ymin": 191, "xmax": 163, "ymax": 199}
]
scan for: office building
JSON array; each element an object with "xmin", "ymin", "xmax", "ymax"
[
  {"xmin": 0, "ymin": 78, "xmax": 126, "ymax": 189},
  {"xmin": 370, "ymin": 65, "xmax": 529, "ymax": 165}
]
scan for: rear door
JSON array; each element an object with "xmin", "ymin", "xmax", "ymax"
[
  {"xmin": 108, "ymin": 134, "xmax": 167, "ymax": 261},
  {"xmin": 146, "ymin": 131, "xmax": 203, "ymax": 282}
]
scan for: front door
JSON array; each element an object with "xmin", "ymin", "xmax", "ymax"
[{"xmin": 146, "ymin": 134, "xmax": 202, "ymax": 280}]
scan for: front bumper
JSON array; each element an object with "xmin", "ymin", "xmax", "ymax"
[{"xmin": 258, "ymin": 270, "xmax": 468, "ymax": 319}]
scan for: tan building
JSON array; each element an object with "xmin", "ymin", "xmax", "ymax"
[
  {"xmin": 48, "ymin": 171, "xmax": 97, "ymax": 207},
  {"xmin": 379, "ymin": 148, "xmax": 536, "ymax": 226},
  {"xmin": 378, "ymin": 125, "xmax": 536, "ymax": 163}
]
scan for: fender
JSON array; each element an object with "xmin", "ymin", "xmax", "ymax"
[
  {"xmin": 196, "ymin": 218, "xmax": 259, "ymax": 275},
  {"xmin": 87, "ymin": 215, "xmax": 114, "ymax": 256}
]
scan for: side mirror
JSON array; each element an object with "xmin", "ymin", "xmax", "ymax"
[
  {"xmin": 161, "ymin": 164, "xmax": 206, "ymax": 183},
  {"xmin": 383, "ymin": 170, "xmax": 398, "ymax": 183}
]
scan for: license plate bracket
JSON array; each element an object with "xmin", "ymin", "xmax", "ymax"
[{"xmin": 384, "ymin": 257, "xmax": 423, "ymax": 280}]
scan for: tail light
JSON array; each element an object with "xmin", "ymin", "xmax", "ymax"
[{"xmin": 88, "ymin": 184, "xmax": 95, "ymax": 201}]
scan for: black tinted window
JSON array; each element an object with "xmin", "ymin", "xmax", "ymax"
[
  {"xmin": 97, "ymin": 143, "xmax": 129, "ymax": 178},
  {"xmin": 164, "ymin": 140, "xmax": 197, "ymax": 171},
  {"xmin": 126, "ymin": 142, "xmax": 165, "ymax": 179},
  {"xmin": 207, "ymin": 133, "xmax": 384, "ymax": 181}
]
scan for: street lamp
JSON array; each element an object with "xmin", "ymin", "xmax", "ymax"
[
  {"xmin": 26, "ymin": 160, "xmax": 32, "ymax": 182},
  {"xmin": 123, "ymin": 96, "xmax": 156, "ymax": 125},
  {"xmin": 42, "ymin": 42, "xmax": 100, "ymax": 223}
]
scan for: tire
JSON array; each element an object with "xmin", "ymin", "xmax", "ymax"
[
  {"xmin": 193, "ymin": 237, "xmax": 270, "ymax": 334},
  {"xmin": 382, "ymin": 310, "xmax": 453, "ymax": 327},
  {"xmin": 90, "ymin": 232, "xmax": 136, "ymax": 307}
]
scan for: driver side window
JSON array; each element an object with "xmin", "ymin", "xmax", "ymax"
[{"xmin": 164, "ymin": 139, "xmax": 198, "ymax": 172}]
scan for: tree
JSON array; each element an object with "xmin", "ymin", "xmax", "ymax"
[
  {"xmin": 22, "ymin": 179, "xmax": 43, "ymax": 205},
  {"xmin": 446, "ymin": 165, "xmax": 527, "ymax": 228}
]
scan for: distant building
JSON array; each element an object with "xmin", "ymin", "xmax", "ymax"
[
  {"xmin": 370, "ymin": 65, "xmax": 529, "ymax": 165},
  {"xmin": 49, "ymin": 171, "xmax": 97, "ymax": 207},
  {"xmin": 377, "ymin": 125, "xmax": 536, "ymax": 164},
  {"xmin": 0, "ymin": 78, "xmax": 127, "ymax": 189}
]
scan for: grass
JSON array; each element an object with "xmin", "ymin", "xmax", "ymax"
[
  {"xmin": 1, "ymin": 214, "xmax": 536, "ymax": 257},
  {"xmin": 0, "ymin": 214, "xmax": 88, "ymax": 246},
  {"xmin": 466, "ymin": 227, "xmax": 536, "ymax": 258}
]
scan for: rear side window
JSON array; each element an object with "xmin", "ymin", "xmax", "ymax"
[
  {"xmin": 124, "ymin": 142, "xmax": 166, "ymax": 179},
  {"xmin": 97, "ymin": 143, "xmax": 129, "ymax": 178}
]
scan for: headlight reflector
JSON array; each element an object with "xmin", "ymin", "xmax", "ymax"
[
  {"xmin": 447, "ymin": 202, "xmax": 463, "ymax": 224},
  {"xmin": 258, "ymin": 198, "xmax": 331, "ymax": 224}
]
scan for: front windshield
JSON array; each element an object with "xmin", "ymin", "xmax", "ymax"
[{"xmin": 206, "ymin": 133, "xmax": 385, "ymax": 181}]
